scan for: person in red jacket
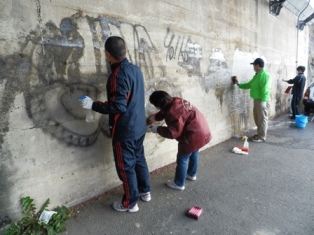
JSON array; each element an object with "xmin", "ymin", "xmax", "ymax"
[{"xmin": 148, "ymin": 90, "xmax": 212, "ymax": 190}]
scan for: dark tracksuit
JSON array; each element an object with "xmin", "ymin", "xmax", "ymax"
[
  {"xmin": 92, "ymin": 58, "xmax": 150, "ymax": 208},
  {"xmin": 287, "ymin": 73, "xmax": 306, "ymax": 118}
]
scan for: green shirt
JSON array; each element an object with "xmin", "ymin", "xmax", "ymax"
[{"xmin": 238, "ymin": 69, "xmax": 271, "ymax": 102}]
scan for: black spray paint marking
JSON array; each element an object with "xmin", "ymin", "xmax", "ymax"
[
  {"xmin": 164, "ymin": 27, "xmax": 202, "ymax": 75},
  {"xmin": 0, "ymin": 14, "xmax": 181, "ymax": 148},
  {"xmin": 34, "ymin": 0, "xmax": 45, "ymax": 55},
  {"xmin": 25, "ymin": 83, "xmax": 100, "ymax": 146}
]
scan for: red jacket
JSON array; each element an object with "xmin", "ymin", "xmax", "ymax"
[{"xmin": 155, "ymin": 97, "xmax": 212, "ymax": 155}]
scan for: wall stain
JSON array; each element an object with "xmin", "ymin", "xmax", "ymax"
[
  {"xmin": 275, "ymin": 63, "xmax": 288, "ymax": 114},
  {"xmin": 0, "ymin": 12, "xmax": 182, "ymax": 150},
  {"xmin": 0, "ymin": 152, "xmax": 16, "ymax": 227},
  {"xmin": 214, "ymin": 87, "xmax": 226, "ymax": 107}
]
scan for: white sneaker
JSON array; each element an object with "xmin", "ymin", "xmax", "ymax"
[
  {"xmin": 186, "ymin": 175, "xmax": 197, "ymax": 181},
  {"xmin": 112, "ymin": 201, "xmax": 139, "ymax": 212},
  {"xmin": 251, "ymin": 138, "xmax": 265, "ymax": 143},
  {"xmin": 166, "ymin": 180, "xmax": 185, "ymax": 190},
  {"xmin": 140, "ymin": 192, "xmax": 151, "ymax": 202}
]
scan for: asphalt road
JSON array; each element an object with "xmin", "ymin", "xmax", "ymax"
[{"xmin": 3, "ymin": 115, "xmax": 314, "ymax": 235}]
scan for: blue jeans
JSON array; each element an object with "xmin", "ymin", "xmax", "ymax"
[{"xmin": 174, "ymin": 149, "xmax": 199, "ymax": 187}]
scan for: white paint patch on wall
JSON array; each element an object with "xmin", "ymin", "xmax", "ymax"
[
  {"xmin": 186, "ymin": 42, "xmax": 202, "ymax": 59},
  {"xmin": 210, "ymin": 48, "xmax": 226, "ymax": 61},
  {"xmin": 231, "ymin": 48, "xmax": 256, "ymax": 81}
]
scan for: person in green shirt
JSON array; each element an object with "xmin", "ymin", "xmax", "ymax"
[{"xmin": 231, "ymin": 58, "xmax": 271, "ymax": 143}]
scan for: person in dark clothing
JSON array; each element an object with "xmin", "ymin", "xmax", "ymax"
[
  {"xmin": 148, "ymin": 91, "xmax": 212, "ymax": 191},
  {"xmin": 303, "ymin": 81, "xmax": 314, "ymax": 116},
  {"xmin": 282, "ymin": 66, "xmax": 306, "ymax": 119},
  {"xmin": 80, "ymin": 36, "xmax": 151, "ymax": 213}
]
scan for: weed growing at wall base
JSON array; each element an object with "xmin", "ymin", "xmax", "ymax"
[{"xmin": 4, "ymin": 196, "xmax": 69, "ymax": 235}]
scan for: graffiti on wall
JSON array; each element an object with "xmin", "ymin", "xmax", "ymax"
[
  {"xmin": 274, "ymin": 63, "xmax": 289, "ymax": 114},
  {"xmin": 0, "ymin": 12, "xmax": 182, "ymax": 149},
  {"xmin": 163, "ymin": 28, "xmax": 202, "ymax": 75},
  {"xmin": 307, "ymin": 32, "xmax": 314, "ymax": 84},
  {"xmin": 207, "ymin": 49, "xmax": 252, "ymax": 133},
  {"xmin": 203, "ymin": 48, "xmax": 229, "ymax": 94},
  {"xmin": 1, "ymin": 12, "xmax": 290, "ymax": 152}
]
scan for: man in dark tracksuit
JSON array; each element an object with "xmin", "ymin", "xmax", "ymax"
[
  {"xmin": 81, "ymin": 36, "xmax": 150, "ymax": 212},
  {"xmin": 282, "ymin": 66, "xmax": 306, "ymax": 119}
]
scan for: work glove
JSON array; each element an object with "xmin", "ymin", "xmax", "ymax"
[
  {"xmin": 147, "ymin": 114, "xmax": 156, "ymax": 125},
  {"xmin": 231, "ymin": 76, "xmax": 238, "ymax": 85},
  {"xmin": 260, "ymin": 101, "xmax": 267, "ymax": 109},
  {"xmin": 148, "ymin": 125, "xmax": 158, "ymax": 133},
  {"xmin": 79, "ymin": 95, "xmax": 94, "ymax": 110}
]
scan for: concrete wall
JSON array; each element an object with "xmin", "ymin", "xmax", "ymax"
[
  {"xmin": 308, "ymin": 25, "xmax": 314, "ymax": 84},
  {"xmin": 0, "ymin": 0, "xmax": 309, "ymax": 221}
]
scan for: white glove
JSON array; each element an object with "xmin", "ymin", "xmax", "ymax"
[
  {"xmin": 79, "ymin": 96, "xmax": 94, "ymax": 110},
  {"xmin": 148, "ymin": 125, "xmax": 158, "ymax": 133},
  {"xmin": 260, "ymin": 101, "xmax": 267, "ymax": 109},
  {"xmin": 148, "ymin": 114, "xmax": 156, "ymax": 124}
]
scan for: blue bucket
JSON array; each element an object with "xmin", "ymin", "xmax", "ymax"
[{"xmin": 295, "ymin": 115, "xmax": 308, "ymax": 128}]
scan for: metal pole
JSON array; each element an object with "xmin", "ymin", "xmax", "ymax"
[{"xmin": 296, "ymin": 0, "xmax": 311, "ymax": 68}]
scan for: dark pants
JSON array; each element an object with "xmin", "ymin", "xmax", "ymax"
[
  {"xmin": 303, "ymin": 99, "xmax": 314, "ymax": 115},
  {"xmin": 112, "ymin": 134, "xmax": 150, "ymax": 208},
  {"xmin": 291, "ymin": 95, "xmax": 302, "ymax": 118}
]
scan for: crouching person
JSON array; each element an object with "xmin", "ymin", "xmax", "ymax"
[
  {"xmin": 303, "ymin": 81, "xmax": 314, "ymax": 116},
  {"xmin": 148, "ymin": 90, "xmax": 212, "ymax": 190}
]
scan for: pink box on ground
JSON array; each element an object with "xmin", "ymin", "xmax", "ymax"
[{"xmin": 186, "ymin": 206, "xmax": 203, "ymax": 220}]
